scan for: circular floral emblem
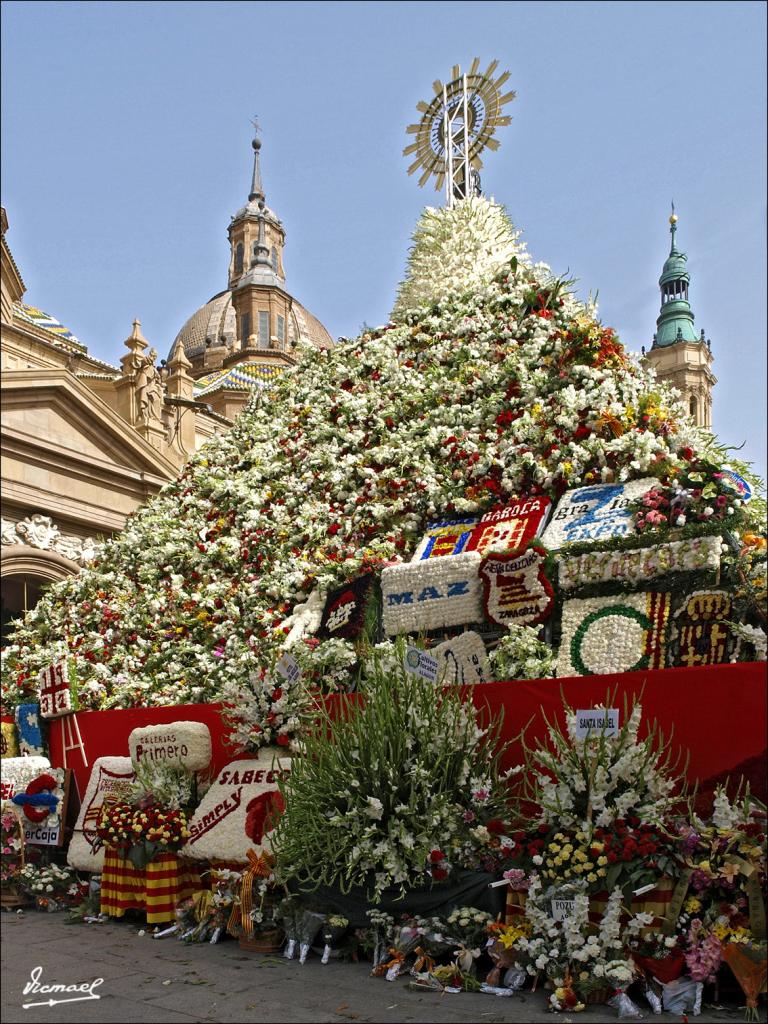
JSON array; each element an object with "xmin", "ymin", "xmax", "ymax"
[{"xmin": 570, "ymin": 606, "xmax": 650, "ymax": 676}]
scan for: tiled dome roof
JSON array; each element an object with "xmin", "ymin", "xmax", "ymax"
[
  {"xmin": 193, "ymin": 362, "xmax": 286, "ymax": 398},
  {"xmin": 15, "ymin": 302, "xmax": 82, "ymax": 348},
  {"xmin": 171, "ymin": 291, "xmax": 236, "ymax": 360},
  {"xmin": 171, "ymin": 289, "xmax": 332, "ymax": 362}
]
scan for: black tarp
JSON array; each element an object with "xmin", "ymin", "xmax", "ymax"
[{"xmin": 287, "ymin": 870, "xmax": 505, "ymax": 928}]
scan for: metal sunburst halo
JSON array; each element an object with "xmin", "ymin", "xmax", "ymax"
[{"xmin": 404, "ymin": 58, "xmax": 515, "ymax": 206}]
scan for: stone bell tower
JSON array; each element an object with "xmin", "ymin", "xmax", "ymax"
[
  {"xmin": 226, "ymin": 123, "xmax": 292, "ymax": 360},
  {"xmin": 643, "ymin": 207, "xmax": 716, "ymax": 428}
]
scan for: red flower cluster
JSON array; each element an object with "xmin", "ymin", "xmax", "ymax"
[
  {"xmin": 593, "ymin": 819, "xmax": 672, "ymax": 867},
  {"xmin": 428, "ymin": 848, "xmax": 449, "ymax": 881},
  {"xmin": 96, "ymin": 801, "xmax": 190, "ymax": 852},
  {"xmin": 506, "ymin": 825, "xmax": 551, "ymax": 865}
]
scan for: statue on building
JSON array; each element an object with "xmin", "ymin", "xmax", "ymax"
[{"xmin": 134, "ymin": 348, "xmax": 164, "ymax": 424}]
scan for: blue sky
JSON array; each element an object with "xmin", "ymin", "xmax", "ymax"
[{"xmin": 2, "ymin": 1, "xmax": 766, "ymax": 478}]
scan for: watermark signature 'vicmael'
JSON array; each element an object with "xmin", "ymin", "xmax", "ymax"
[{"xmin": 22, "ymin": 965, "xmax": 103, "ymax": 1009}]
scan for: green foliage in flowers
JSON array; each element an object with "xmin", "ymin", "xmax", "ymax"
[
  {"xmin": 488, "ymin": 624, "xmax": 556, "ymax": 681},
  {"xmin": 271, "ymin": 644, "xmax": 515, "ymax": 902},
  {"xmin": 1, "ymin": 196, "xmax": 763, "ymax": 741}
]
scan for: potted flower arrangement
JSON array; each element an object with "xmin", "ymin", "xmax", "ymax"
[
  {"xmin": 95, "ymin": 762, "xmax": 201, "ymax": 925},
  {"xmin": 516, "ymin": 877, "xmax": 635, "ymax": 1007},
  {"xmin": 17, "ymin": 861, "xmax": 85, "ymax": 912},
  {"xmin": 444, "ymin": 906, "xmax": 495, "ymax": 975},
  {"xmin": 96, "ymin": 761, "xmax": 193, "ymax": 870},
  {"xmin": 1, "ymin": 809, "xmax": 27, "ymax": 908},
  {"xmin": 626, "ymin": 925, "xmax": 686, "ymax": 986},
  {"xmin": 235, "ymin": 878, "xmax": 284, "ymax": 953},
  {"xmin": 674, "ymin": 786, "xmax": 767, "ymax": 1017},
  {"xmin": 513, "ymin": 694, "xmax": 688, "ymax": 935},
  {"xmin": 222, "ymin": 851, "xmax": 285, "ymax": 954},
  {"xmin": 520, "ymin": 694, "xmax": 686, "ymax": 837},
  {"xmin": 97, "ymin": 799, "xmax": 190, "ymax": 870}
]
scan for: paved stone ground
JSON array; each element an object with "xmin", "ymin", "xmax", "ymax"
[{"xmin": 1, "ymin": 912, "xmax": 759, "ymax": 1024}]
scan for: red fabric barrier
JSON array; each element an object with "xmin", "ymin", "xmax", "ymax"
[
  {"xmin": 49, "ymin": 702, "xmax": 236, "ymax": 801},
  {"xmin": 49, "ymin": 662, "xmax": 766, "ymax": 805},
  {"xmin": 469, "ymin": 661, "xmax": 767, "ymax": 796}
]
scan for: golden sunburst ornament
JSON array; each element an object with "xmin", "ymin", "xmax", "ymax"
[{"xmin": 404, "ymin": 58, "xmax": 515, "ymax": 205}]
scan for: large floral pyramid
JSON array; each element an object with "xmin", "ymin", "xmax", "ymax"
[{"xmin": 2, "ymin": 198, "xmax": 763, "ymax": 745}]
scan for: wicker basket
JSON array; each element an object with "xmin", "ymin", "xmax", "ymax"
[
  {"xmin": 238, "ymin": 928, "xmax": 285, "ymax": 954},
  {"xmin": 584, "ymin": 987, "xmax": 612, "ymax": 1005},
  {"xmin": 1, "ymin": 888, "xmax": 30, "ymax": 910}
]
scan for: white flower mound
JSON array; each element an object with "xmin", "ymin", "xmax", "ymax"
[
  {"xmin": 392, "ymin": 197, "xmax": 526, "ymax": 318},
  {"xmin": 3, "ymin": 191, "xmax": 725, "ymax": 730},
  {"xmin": 578, "ymin": 613, "xmax": 646, "ymax": 674}
]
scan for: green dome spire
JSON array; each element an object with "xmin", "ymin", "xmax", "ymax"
[{"xmin": 652, "ymin": 205, "xmax": 701, "ymax": 348}]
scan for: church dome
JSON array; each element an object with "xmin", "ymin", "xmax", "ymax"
[
  {"xmin": 659, "ymin": 249, "xmax": 689, "ymax": 287},
  {"xmin": 169, "ymin": 126, "xmax": 334, "ymax": 381},
  {"xmin": 172, "ymin": 290, "xmax": 236, "ymax": 360},
  {"xmin": 230, "ymin": 198, "xmax": 282, "ymax": 227},
  {"xmin": 171, "ymin": 288, "xmax": 332, "ymax": 363}
]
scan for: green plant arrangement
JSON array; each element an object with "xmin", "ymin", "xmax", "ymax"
[
  {"xmin": 488, "ymin": 624, "xmax": 556, "ymax": 681},
  {"xmin": 271, "ymin": 643, "xmax": 516, "ymax": 903}
]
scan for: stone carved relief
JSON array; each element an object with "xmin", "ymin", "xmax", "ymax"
[
  {"xmin": 1, "ymin": 515, "xmax": 101, "ymax": 567},
  {"xmin": 13, "ymin": 514, "xmax": 60, "ymax": 550}
]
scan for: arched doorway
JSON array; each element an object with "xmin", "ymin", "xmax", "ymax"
[{"xmin": 0, "ymin": 546, "xmax": 79, "ymax": 647}]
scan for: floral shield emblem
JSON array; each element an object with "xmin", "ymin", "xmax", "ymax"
[{"xmin": 479, "ymin": 545, "xmax": 554, "ymax": 627}]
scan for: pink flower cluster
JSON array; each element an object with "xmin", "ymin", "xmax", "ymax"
[{"xmin": 684, "ymin": 919, "xmax": 723, "ymax": 982}]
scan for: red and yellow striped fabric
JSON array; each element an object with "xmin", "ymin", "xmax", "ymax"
[
  {"xmin": 100, "ymin": 849, "xmax": 146, "ymax": 918},
  {"xmin": 100, "ymin": 850, "xmax": 203, "ymax": 924},
  {"xmin": 145, "ymin": 854, "xmax": 202, "ymax": 924},
  {"xmin": 589, "ymin": 877, "xmax": 676, "ymax": 935},
  {"xmin": 505, "ymin": 878, "xmax": 676, "ymax": 934},
  {"xmin": 505, "ymin": 889, "xmax": 527, "ymax": 925}
]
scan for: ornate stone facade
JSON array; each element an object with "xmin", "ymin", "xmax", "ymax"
[
  {"xmin": 1, "ymin": 515, "xmax": 101, "ymax": 567},
  {"xmin": 1, "ymin": 127, "xmax": 333, "ymax": 639},
  {"xmin": 0, "ymin": 207, "xmax": 225, "ymax": 638}
]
